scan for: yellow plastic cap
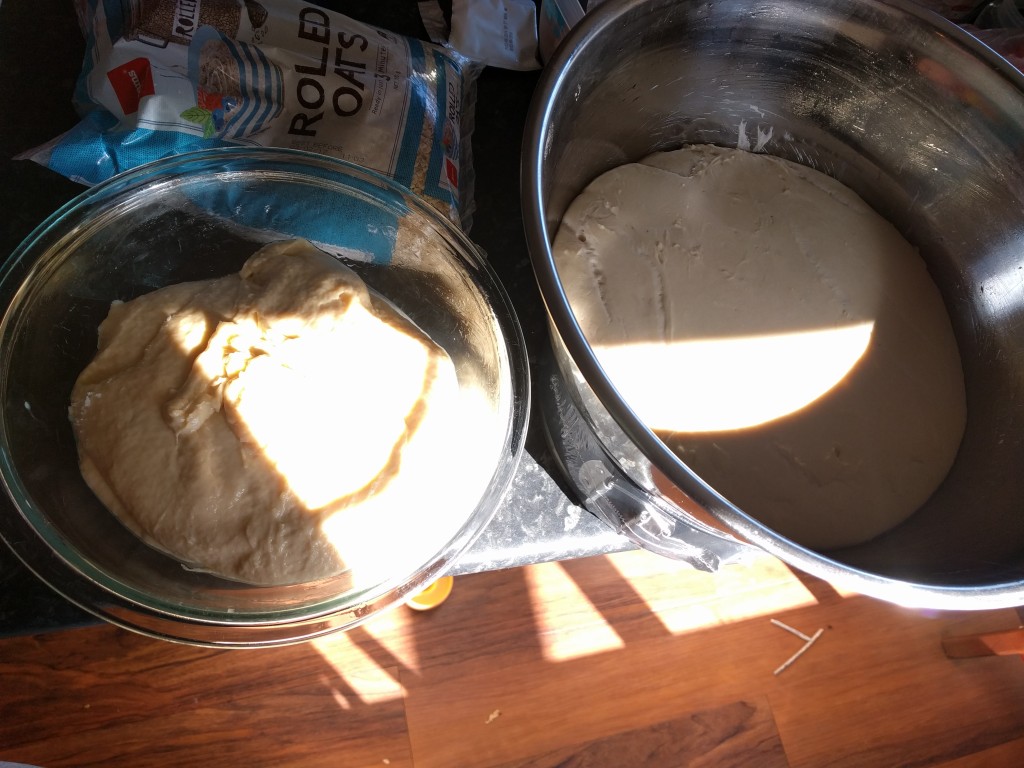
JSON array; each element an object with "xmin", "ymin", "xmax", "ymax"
[{"xmin": 405, "ymin": 575, "xmax": 455, "ymax": 611}]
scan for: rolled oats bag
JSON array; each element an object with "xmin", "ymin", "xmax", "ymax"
[{"xmin": 24, "ymin": 0, "xmax": 478, "ymax": 229}]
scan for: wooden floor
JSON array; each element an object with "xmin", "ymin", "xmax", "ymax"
[{"xmin": 2, "ymin": 548, "xmax": 1024, "ymax": 768}]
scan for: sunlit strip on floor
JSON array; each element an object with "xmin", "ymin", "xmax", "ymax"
[
  {"xmin": 525, "ymin": 560, "xmax": 628, "ymax": 662},
  {"xmin": 309, "ymin": 609, "xmax": 416, "ymax": 706},
  {"xmin": 526, "ymin": 549, "xmax": 823, "ymax": 662},
  {"xmin": 604, "ymin": 549, "xmax": 821, "ymax": 634}
]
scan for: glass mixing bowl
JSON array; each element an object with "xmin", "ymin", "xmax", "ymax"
[{"xmin": 0, "ymin": 147, "xmax": 530, "ymax": 646}]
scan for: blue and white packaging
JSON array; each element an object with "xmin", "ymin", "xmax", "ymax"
[{"xmin": 22, "ymin": 0, "xmax": 478, "ymax": 229}]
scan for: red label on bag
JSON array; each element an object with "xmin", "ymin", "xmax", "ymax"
[
  {"xmin": 197, "ymin": 89, "xmax": 223, "ymax": 111},
  {"xmin": 444, "ymin": 156, "xmax": 459, "ymax": 189},
  {"xmin": 107, "ymin": 58, "xmax": 155, "ymax": 115}
]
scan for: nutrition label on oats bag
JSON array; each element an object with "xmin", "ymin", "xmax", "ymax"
[{"xmin": 27, "ymin": 0, "xmax": 475, "ymax": 226}]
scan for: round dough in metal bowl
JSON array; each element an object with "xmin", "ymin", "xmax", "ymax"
[{"xmin": 553, "ymin": 145, "xmax": 966, "ymax": 550}]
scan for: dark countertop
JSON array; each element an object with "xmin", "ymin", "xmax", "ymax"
[{"xmin": 0, "ymin": 0, "xmax": 632, "ymax": 637}]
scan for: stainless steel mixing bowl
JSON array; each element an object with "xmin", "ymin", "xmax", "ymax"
[{"xmin": 523, "ymin": 0, "xmax": 1024, "ymax": 609}]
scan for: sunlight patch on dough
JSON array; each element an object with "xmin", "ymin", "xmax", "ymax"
[{"xmin": 595, "ymin": 321, "xmax": 875, "ymax": 433}]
